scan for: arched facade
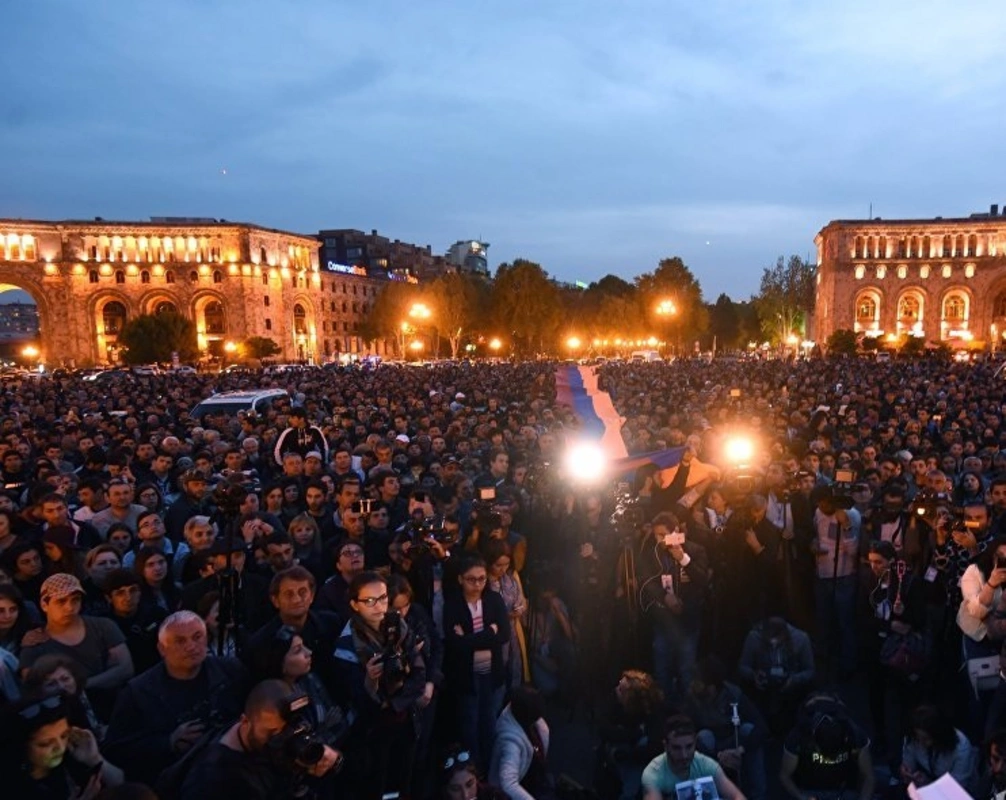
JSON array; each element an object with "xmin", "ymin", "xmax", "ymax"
[{"xmin": 815, "ymin": 208, "xmax": 1006, "ymax": 349}]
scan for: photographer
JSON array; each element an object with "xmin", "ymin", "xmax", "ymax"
[
  {"xmin": 810, "ymin": 485, "xmax": 862, "ymax": 677},
  {"xmin": 779, "ymin": 693, "xmax": 874, "ymax": 800},
  {"xmin": 639, "ymin": 511, "xmax": 709, "ymax": 703},
  {"xmin": 179, "ymin": 679, "xmax": 342, "ymax": 800},
  {"xmin": 737, "ymin": 616, "xmax": 814, "ymax": 736},
  {"xmin": 333, "ymin": 570, "xmax": 427, "ymax": 799}
]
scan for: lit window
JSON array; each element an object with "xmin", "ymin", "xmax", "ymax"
[
  {"xmin": 897, "ymin": 265, "xmax": 907, "ymax": 279},
  {"xmin": 920, "ymin": 265, "xmax": 930, "ymax": 279},
  {"xmin": 876, "ymin": 265, "xmax": 887, "ymax": 279},
  {"xmin": 942, "ymin": 265, "xmax": 952, "ymax": 279},
  {"xmin": 854, "ymin": 265, "xmax": 865, "ymax": 280},
  {"xmin": 965, "ymin": 264, "xmax": 976, "ymax": 278}
]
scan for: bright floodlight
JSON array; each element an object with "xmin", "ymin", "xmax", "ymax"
[
  {"xmin": 564, "ymin": 442, "xmax": 607, "ymax": 483},
  {"xmin": 724, "ymin": 436, "xmax": 754, "ymax": 466}
]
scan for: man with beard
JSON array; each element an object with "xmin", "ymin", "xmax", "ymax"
[{"xmin": 641, "ymin": 714, "xmax": 746, "ymax": 800}]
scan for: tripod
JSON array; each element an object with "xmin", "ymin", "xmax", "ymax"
[{"xmin": 213, "ymin": 479, "xmax": 250, "ymax": 657}]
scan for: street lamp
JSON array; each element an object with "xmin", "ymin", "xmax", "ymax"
[
  {"xmin": 489, "ymin": 338, "xmax": 502, "ymax": 353},
  {"xmin": 22, "ymin": 345, "xmax": 39, "ymax": 359},
  {"xmin": 655, "ymin": 299, "xmax": 677, "ymax": 354},
  {"xmin": 566, "ymin": 336, "xmax": 582, "ymax": 352},
  {"xmin": 409, "ymin": 302, "xmax": 431, "ymax": 321}
]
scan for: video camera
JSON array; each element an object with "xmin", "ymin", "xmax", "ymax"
[
  {"xmin": 403, "ymin": 509, "xmax": 457, "ymax": 553},
  {"xmin": 473, "ymin": 485, "xmax": 499, "ymax": 515},
  {"xmin": 610, "ymin": 483, "xmax": 646, "ymax": 534},
  {"xmin": 265, "ymin": 692, "xmax": 327, "ymax": 771},
  {"xmin": 828, "ymin": 468, "xmax": 859, "ymax": 509}
]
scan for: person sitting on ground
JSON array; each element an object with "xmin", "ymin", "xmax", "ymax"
[{"xmin": 641, "ymin": 713, "xmax": 746, "ymax": 800}]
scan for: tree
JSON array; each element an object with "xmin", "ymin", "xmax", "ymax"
[
  {"xmin": 243, "ymin": 336, "xmax": 281, "ymax": 359},
  {"xmin": 490, "ymin": 259, "xmax": 563, "ymax": 356},
  {"xmin": 707, "ymin": 294, "xmax": 741, "ymax": 351},
  {"xmin": 635, "ymin": 257, "xmax": 708, "ymax": 353},
  {"xmin": 359, "ymin": 281, "xmax": 421, "ymax": 357},
  {"xmin": 118, "ymin": 311, "xmax": 198, "ymax": 365},
  {"xmin": 754, "ymin": 255, "xmax": 817, "ymax": 345},
  {"xmin": 428, "ymin": 272, "xmax": 486, "ymax": 359},
  {"xmin": 825, "ymin": 328, "xmax": 858, "ymax": 357}
]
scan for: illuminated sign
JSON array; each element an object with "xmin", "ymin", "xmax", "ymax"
[{"xmin": 327, "ymin": 262, "xmax": 367, "ymax": 276}]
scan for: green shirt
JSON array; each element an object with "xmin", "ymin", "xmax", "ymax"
[{"xmin": 641, "ymin": 752, "xmax": 721, "ymax": 796}]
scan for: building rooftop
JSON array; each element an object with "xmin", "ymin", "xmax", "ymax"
[{"xmin": 0, "ymin": 217, "xmax": 318, "ymax": 240}]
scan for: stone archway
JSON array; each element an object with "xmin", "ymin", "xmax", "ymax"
[{"xmin": 0, "ymin": 272, "xmax": 58, "ymax": 366}]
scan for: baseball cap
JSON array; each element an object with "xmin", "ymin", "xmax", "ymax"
[
  {"xmin": 455, "ymin": 392, "xmax": 466, "ymax": 400},
  {"xmin": 305, "ymin": 451, "xmax": 323, "ymax": 461},
  {"xmin": 395, "ymin": 434, "xmax": 410, "ymax": 444},
  {"xmin": 40, "ymin": 573, "xmax": 85, "ymax": 604}
]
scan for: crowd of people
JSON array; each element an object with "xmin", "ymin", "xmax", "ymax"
[{"xmin": 1, "ymin": 356, "xmax": 1006, "ymax": 799}]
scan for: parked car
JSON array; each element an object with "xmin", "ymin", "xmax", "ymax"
[{"xmin": 190, "ymin": 389, "xmax": 290, "ymax": 420}]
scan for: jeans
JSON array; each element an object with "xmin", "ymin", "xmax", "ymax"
[
  {"xmin": 814, "ymin": 575, "xmax": 857, "ymax": 672},
  {"xmin": 458, "ymin": 673, "xmax": 505, "ymax": 772},
  {"xmin": 652, "ymin": 619, "xmax": 699, "ymax": 703}
]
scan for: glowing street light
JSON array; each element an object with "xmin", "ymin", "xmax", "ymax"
[
  {"xmin": 489, "ymin": 338, "xmax": 502, "ymax": 352},
  {"xmin": 566, "ymin": 336, "xmax": 582, "ymax": 351},
  {"xmin": 409, "ymin": 340, "xmax": 424, "ymax": 352},
  {"xmin": 786, "ymin": 333, "xmax": 799, "ymax": 347},
  {"xmin": 22, "ymin": 345, "xmax": 39, "ymax": 359},
  {"xmin": 224, "ymin": 341, "xmax": 237, "ymax": 354},
  {"xmin": 409, "ymin": 302, "xmax": 431, "ymax": 320},
  {"xmin": 656, "ymin": 299, "xmax": 677, "ymax": 317}
]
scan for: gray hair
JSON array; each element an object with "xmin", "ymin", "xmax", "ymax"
[{"xmin": 158, "ymin": 610, "xmax": 205, "ymax": 645}]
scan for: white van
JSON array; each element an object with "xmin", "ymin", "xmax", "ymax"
[{"xmin": 630, "ymin": 350, "xmax": 663, "ymax": 363}]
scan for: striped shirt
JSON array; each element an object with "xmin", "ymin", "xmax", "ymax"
[{"xmin": 469, "ymin": 599, "xmax": 492, "ymax": 674}]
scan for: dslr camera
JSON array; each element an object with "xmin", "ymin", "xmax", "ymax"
[
  {"xmin": 265, "ymin": 692, "xmax": 327, "ymax": 771},
  {"xmin": 377, "ymin": 609, "xmax": 411, "ymax": 692}
]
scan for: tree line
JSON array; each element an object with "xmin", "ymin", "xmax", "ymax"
[{"xmin": 361, "ymin": 254, "xmax": 817, "ymax": 358}]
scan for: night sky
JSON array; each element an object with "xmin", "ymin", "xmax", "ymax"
[{"xmin": 4, "ymin": 1, "xmax": 1006, "ymax": 302}]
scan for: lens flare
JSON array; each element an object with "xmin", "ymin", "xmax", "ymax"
[
  {"xmin": 564, "ymin": 442, "xmax": 607, "ymax": 483},
  {"xmin": 724, "ymin": 437, "xmax": 754, "ymax": 465}
]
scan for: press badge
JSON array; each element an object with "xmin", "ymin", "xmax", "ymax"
[{"xmin": 924, "ymin": 566, "xmax": 938, "ymax": 583}]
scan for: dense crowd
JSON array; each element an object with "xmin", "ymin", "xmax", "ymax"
[{"xmin": 1, "ymin": 356, "xmax": 1006, "ymax": 799}]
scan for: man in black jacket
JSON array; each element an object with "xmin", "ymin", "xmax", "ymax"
[
  {"xmin": 640, "ymin": 511, "xmax": 710, "ymax": 704},
  {"xmin": 273, "ymin": 407, "xmax": 328, "ymax": 466},
  {"xmin": 105, "ymin": 610, "xmax": 249, "ymax": 786}
]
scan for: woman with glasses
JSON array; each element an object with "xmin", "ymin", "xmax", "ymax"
[
  {"xmin": 0, "ymin": 692, "xmax": 124, "ymax": 799},
  {"xmin": 445, "ymin": 554, "xmax": 511, "ymax": 773},
  {"xmin": 334, "ymin": 570, "xmax": 427, "ymax": 800},
  {"xmin": 134, "ymin": 482, "xmax": 164, "ymax": 516}
]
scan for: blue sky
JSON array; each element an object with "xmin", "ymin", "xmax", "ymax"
[{"xmin": 3, "ymin": 0, "xmax": 1006, "ymax": 301}]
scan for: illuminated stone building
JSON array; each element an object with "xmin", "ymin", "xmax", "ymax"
[
  {"xmin": 0, "ymin": 217, "xmax": 393, "ymax": 366},
  {"xmin": 815, "ymin": 204, "xmax": 1006, "ymax": 349}
]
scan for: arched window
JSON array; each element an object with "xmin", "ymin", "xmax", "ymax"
[
  {"xmin": 943, "ymin": 293, "xmax": 967, "ymax": 322},
  {"xmin": 114, "ymin": 270, "xmax": 125, "ymax": 284},
  {"xmin": 943, "ymin": 234, "xmax": 952, "ymax": 256},
  {"xmin": 155, "ymin": 301, "xmax": 177, "ymax": 315},
  {"xmin": 293, "ymin": 304, "xmax": 307, "ymax": 335},
  {"xmin": 955, "ymin": 235, "xmax": 965, "ymax": 256},
  {"xmin": 856, "ymin": 296, "xmax": 878, "ymax": 323},
  {"xmin": 264, "ymin": 296, "xmax": 270, "ymax": 307},
  {"xmin": 23, "ymin": 237, "xmax": 36, "ymax": 260},
  {"xmin": 212, "ymin": 270, "xmax": 223, "ymax": 284},
  {"xmin": 102, "ymin": 301, "xmax": 127, "ymax": 336},
  {"xmin": 854, "ymin": 236, "xmax": 864, "ymax": 258},
  {"xmin": 260, "ymin": 246, "xmax": 268, "ymax": 264},
  {"xmin": 898, "ymin": 238, "xmax": 907, "ymax": 258},
  {"xmin": 330, "ymin": 301, "xmax": 335, "ymax": 312},
  {"xmin": 922, "ymin": 236, "xmax": 931, "ymax": 258},
  {"xmin": 878, "ymin": 236, "xmax": 887, "ymax": 259},
  {"xmin": 189, "ymin": 271, "xmax": 199, "ymax": 283},
  {"xmin": 204, "ymin": 301, "xmax": 225, "ymax": 334},
  {"xmin": 867, "ymin": 236, "xmax": 875, "ymax": 259},
  {"xmin": 140, "ymin": 270, "xmax": 150, "ymax": 284},
  {"xmin": 898, "ymin": 295, "xmax": 921, "ymax": 322},
  {"xmin": 261, "ymin": 273, "xmax": 268, "ymax": 286},
  {"xmin": 165, "ymin": 270, "xmax": 176, "ymax": 284},
  {"xmin": 88, "ymin": 270, "xmax": 99, "ymax": 284}
]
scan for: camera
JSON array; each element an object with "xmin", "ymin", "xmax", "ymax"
[
  {"xmin": 378, "ymin": 609, "xmax": 410, "ymax": 690},
  {"xmin": 403, "ymin": 512, "xmax": 457, "ymax": 553},
  {"xmin": 908, "ymin": 488, "xmax": 952, "ymax": 520},
  {"xmin": 473, "ymin": 486, "xmax": 498, "ymax": 514},
  {"xmin": 266, "ymin": 693, "xmax": 326, "ymax": 769},
  {"xmin": 828, "ymin": 468, "xmax": 859, "ymax": 509},
  {"xmin": 610, "ymin": 486, "xmax": 645, "ymax": 533}
]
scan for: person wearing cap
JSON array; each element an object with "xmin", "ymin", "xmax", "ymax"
[
  {"xmin": 273, "ymin": 406, "xmax": 328, "ymax": 467},
  {"xmin": 105, "ymin": 610, "xmax": 249, "ymax": 786},
  {"xmin": 19, "ymin": 573, "xmax": 135, "ymax": 718},
  {"xmin": 165, "ymin": 468, "xmax": 212, "ymax": 544}
]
